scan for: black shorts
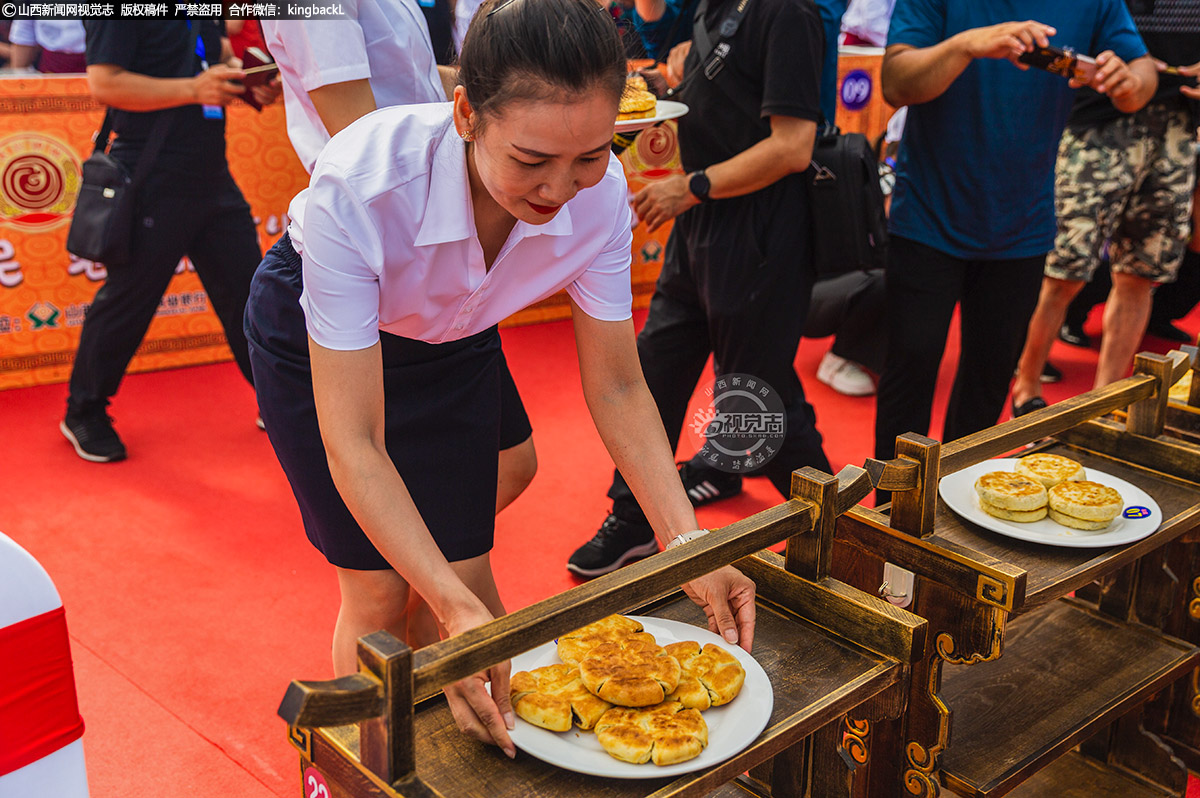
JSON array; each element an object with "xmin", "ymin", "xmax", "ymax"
[{"xmin": 244, "ymin": 233, "xmax": 531, "ymax": 570}]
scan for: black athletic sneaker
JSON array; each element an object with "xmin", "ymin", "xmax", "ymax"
[
  {"xmin": 60, "ymin": 408, "xmax": 127, "ymax": 462},
  {"xmin": 678, "ymin": 461, "xmax": 743, "ymax": 506},
  {"xmin": 567, "ymin": 514, "xmax": 659, "ymax": 578}
]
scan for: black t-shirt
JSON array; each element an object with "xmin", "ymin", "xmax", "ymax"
[
  {"xmin": 84, "ymin": 21, "xmax": 228, "ymax": 168},
  {"xmin": 418, "ymin": 0, "xmax": 456, "ymax": 65},
  {"xmin": 676, "ymin": 0, "xmax": 823, "ymax": 173},
  {"xmin": 1068, "ymin": 2, "xmax": 1200, "ymax": 129}
]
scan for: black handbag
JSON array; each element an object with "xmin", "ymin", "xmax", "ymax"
[
  {"xmin": 807, "ymin": 123, "xmax": 889, "ymax": 277},
  {"xmin": 66, "ymin": 24, "xmax": 198, "ymax": 265}
]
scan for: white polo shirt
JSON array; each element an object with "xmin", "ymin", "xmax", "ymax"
[
  {"xmin": 9, "ymin": 21, "xmax": 86, "ymax": 53},
  {"xmin": 296, "ymin": 103, "xmax": 634, "ymax": 348},
  {"xmin": 262, "ymin": 0, "xmax": 444, "ymax": 174}
]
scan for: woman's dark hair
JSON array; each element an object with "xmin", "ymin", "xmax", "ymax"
[{"xmin": 459, "ymin": 0, "xmax": 626, "ymax": 125}]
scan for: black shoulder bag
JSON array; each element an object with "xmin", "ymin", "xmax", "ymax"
[
  {"xmin": 688, "ymin": 1, "xmax": 888, "ymax": 277},
  {"xmin": 66, "ymin": 24, "xmax": 199, "ymax": 266}
]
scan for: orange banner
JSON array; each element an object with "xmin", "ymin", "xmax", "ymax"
[
  {"xmin": 0, "ymin": 50, "xmax": 889, "ymax": 390},
  {"xmin": 0, "ymin": 74, "xmax": 307, "ymax": 391}
]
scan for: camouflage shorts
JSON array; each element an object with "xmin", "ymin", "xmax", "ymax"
[{"xmin": 1045, "ymin": 103, "xmax": 1197, "ymax": 284}]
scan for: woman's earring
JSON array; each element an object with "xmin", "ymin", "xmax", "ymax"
[{"xmin": 460, "ymin": 130, "xmax": 474, "ymax": 142}]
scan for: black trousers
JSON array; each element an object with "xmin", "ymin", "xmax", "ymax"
[
  {"xmin": 805, "ymin": 268, "xmax": 887, "ymax": 374},
  {"xmin": 67, "ymin": 163, "xmax": 260, "ymax": 413},
  {"xmin": 873, "ymin": 235, "xmax": 1045, "ymax": 462},
  {"xmin": 607, "ymin": 183, "xmax": 831, "ymax": 521}
]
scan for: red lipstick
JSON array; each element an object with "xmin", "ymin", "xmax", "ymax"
[{"xmin": 527, "ymin": 201, "xmax": 559, "ymax": 215}]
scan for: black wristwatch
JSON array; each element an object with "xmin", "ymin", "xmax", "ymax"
[{"xmin": 687, "ymin": 169, "xmax": 712, "ymax": 202}]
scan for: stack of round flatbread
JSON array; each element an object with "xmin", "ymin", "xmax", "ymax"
[
  {"xmin": 973, "ymin": 454, "xmax": 1123, "ymax": 531},
  {"xmin": 618, "ymin": 75, "xmax": 657, "ymax": 121},
  {"xmin": 1047, "ymin": 480, "xmax": 1123, "ymax": 530},
  {"xmin": 510, "ymin": 614, "xmax": 747, "ymax": 767},
  {"xmin": 1014, "ymin": 453, "xmax": 1086, "ymax": 487},
  {"xmin": 975, "ymin": 471, "xmax": 1049, "ymax": 522}
]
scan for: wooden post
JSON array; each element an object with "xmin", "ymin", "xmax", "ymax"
[
  {"xmin": 788, "ymin": 467, "xmax": 840, "ymax": 581},
  {"xmin": 358, "ymin": 631, "xmax": 415, "ymax": 787},
  {"xmin": 1129, "ymin": 353, "xmax": 1174, "ymax": 437},
  {"xmin": 889, "ymin": 434, "xmax": 940, "ymax": 538},
  {"xmin": 1189, "ymin": 344, "xmax": 1200, "ymax": 409}
]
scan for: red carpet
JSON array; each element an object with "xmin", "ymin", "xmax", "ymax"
[{"xmin": 1, "ymin": 305, "xmax": 1197, "ymax": 796}]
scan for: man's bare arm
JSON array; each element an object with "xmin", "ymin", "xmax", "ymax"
[{"xmin": 882, "ymin": 19, "xmax": 1056, "ymax": 106}]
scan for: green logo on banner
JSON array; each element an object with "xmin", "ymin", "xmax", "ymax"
[{"xmin": 27, "ymin": 301, "xmax": 60, "ymax": 329}]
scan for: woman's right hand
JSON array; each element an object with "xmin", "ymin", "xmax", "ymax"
[{"xmin": 441, "ymin": 604, "xmax": 516, "ymax": 758}]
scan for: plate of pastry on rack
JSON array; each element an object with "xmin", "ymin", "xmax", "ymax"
[
  {"xmin": 504, "ymin": 614, "xmax": 772, "ymax": 778},
  {"xmin": 615, "ymin": 73, "xmax": 688, "ymax": 133},
  {"xmin": 937, "ymin": 453, "xmax": 1162, "ymax": 548}
]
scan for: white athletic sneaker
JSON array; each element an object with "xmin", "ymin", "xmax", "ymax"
[{"xmin": 816, "ymin": 351, "xmax": 876, "ymax": 397}]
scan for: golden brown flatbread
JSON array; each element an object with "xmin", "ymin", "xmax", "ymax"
[
  {"xmin": 1047, "ymin": 480, "xmax": 1123, "ymax": 529},
  {"xmin": 595, "ymin": 702, "xmax": 708, "ymax": 766},
  {"xmin": 510, "ymin": 664, "xmax": 613, "ymax": 732},
  {"xmin": 557, "ymin": 614, "xmax": 655, "ymax": 666},
  {"xmin": 663, "ymin": 641, "xmax": 745, "ymax": 709},
  {"xmin": 618, "ymin": 87, "xmax": 657, "ymax": 120},
  {"xmin": 975, "ymin": 471, "xmax": 1048, "ymax": 513},
  {"xmin": 579, "ymin": 637, "xmax": 681, "ymax": 707},
  {"xmin": 1014, "ymin": 453, "xmax": 1085, "ymax": 488}
]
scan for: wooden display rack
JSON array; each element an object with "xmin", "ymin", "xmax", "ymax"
[
  {"xmin": 1137, "ymin": 341, "xmax": 1200, "ymax": 776},
  {"xmin": 276, "ymin": 466, "xmax": 929, "ymax": 797},
  {"xmin": 830, "ymin": 348, "xmax": 1200, "ymax": 797}
]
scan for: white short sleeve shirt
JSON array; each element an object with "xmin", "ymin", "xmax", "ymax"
[
  {"xmin": 262, "ymin": 0, "xmax": 444, "ymax": 174},
  {"xmin": 296, "ymin": 104, "xmax": 634, "ymax": 348},
  {"xmin": 9, "ymin": 21, "xmax": 86, "ymax": 53}
]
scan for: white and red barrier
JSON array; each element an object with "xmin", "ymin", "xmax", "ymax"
[{"xmin": 0, "ymin": 531, "xmax": 88, "ymax": 798}]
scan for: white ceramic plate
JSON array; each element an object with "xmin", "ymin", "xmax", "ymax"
[
  {"xmin": 507, "ymin": 615, "xmax": 772, "ymax": 778},
  {"xmin": 614, "ymin": 100, "xmax": 689, "ymax": 133},
  {"xmin": 937, "ymin": 458, "xmax": 1162, "ymax": 548}
]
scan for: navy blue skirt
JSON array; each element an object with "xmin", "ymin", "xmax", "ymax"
[{"xmin": 244, "ymin": 234, "xmax": 531, "ymax": 570}]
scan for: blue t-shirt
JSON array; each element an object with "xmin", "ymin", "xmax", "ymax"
[
  {"xmin": 630, "ymin": 0, "xmax": 697, "ymax": 61},
  {"xmin": 886, "ymin": 0, "xmax": 1145, "ymax": 260}
]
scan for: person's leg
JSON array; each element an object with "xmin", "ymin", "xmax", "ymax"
[
  {"xmin": 63, "ymin": 173, "xmax": 204, "ymax": 460},
  {"xmin": 333, "ymin": 553, "xmax": 505, "ymax": 674},
  {"xmin": 66, "ymin": 180, "xmax": 198, "ymax": 413},
  {"xmin": 945, "ymin": 254, "xmax": 1045, "ymax": 439},
  {"xmin": 183, "ymin": 171, "xmax": 262, "ymax": 387},
  {"xmin": 705, "ymin": 235, "xmax": 831, "ymax": 496},
  {"xmin": 821, "ymin": 268, "xmax": 887, "ymax": 375},
  {"xmin": 1010, "ymin": 276, "xmax": 1085, "ymax": 410},
  {"xmin": 873, "ymin": 236, "xmax": 963, "ymax": 462},
  {"xmin": 333, "ymin": 567, "xmax": 414, "ymax": 675},
  {"xmin": 1094, "ymin": 272, "xmax": 1155, "ymax": 386},
  {"xmin": 1060, "ymin": 263, "xmax": 1110, "ymax": 346},
  {"xmin": 606, "ymin": 222, "xmax": 714, "ymax": 521},
  {"xmin": 1012, "ymin": 122, "xmax": 1124, "ymax": 411},
  {"xmin": 570, "ymin": 218, "xmax": 716, "ymax": 578},
  {"xmin": 496, "ymin": 353, "xmax": 536, "ymax": 513}
]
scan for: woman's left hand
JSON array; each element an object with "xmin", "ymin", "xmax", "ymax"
[{"xmin": 682, "ymin": 566, "xmax": 756, "ymax": 652}]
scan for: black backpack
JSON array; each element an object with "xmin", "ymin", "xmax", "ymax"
[{"xmin": 807, "ymin": 124, "xmax": 889, "ymax": 277}]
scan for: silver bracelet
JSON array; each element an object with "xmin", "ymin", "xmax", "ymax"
[{"xmin": 665, "ymin": 528, "xmax": 710, "ymax": 550}]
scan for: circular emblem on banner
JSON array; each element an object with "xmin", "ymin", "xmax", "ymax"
[
  {"xmin": 840, "ymin": 69, "xmax": 873, "ymax": 112},
  {"xmin": 0, "ymin": 133, "xmax": 80, "ymax": 228},
  {"xmin": 303, "ymin": 767, "xmax": 332, "ymax": 798},
  {"xmin": 626, "ymin": 122, "xmax": 680, "ymax": 178},
  {"xmin": 1123, "ymin": 506, "xmax": 1151, "ymax": 519},
  {"xmin": 686, "ymin": 373, "xmax": 786, "ymax": 474}
]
